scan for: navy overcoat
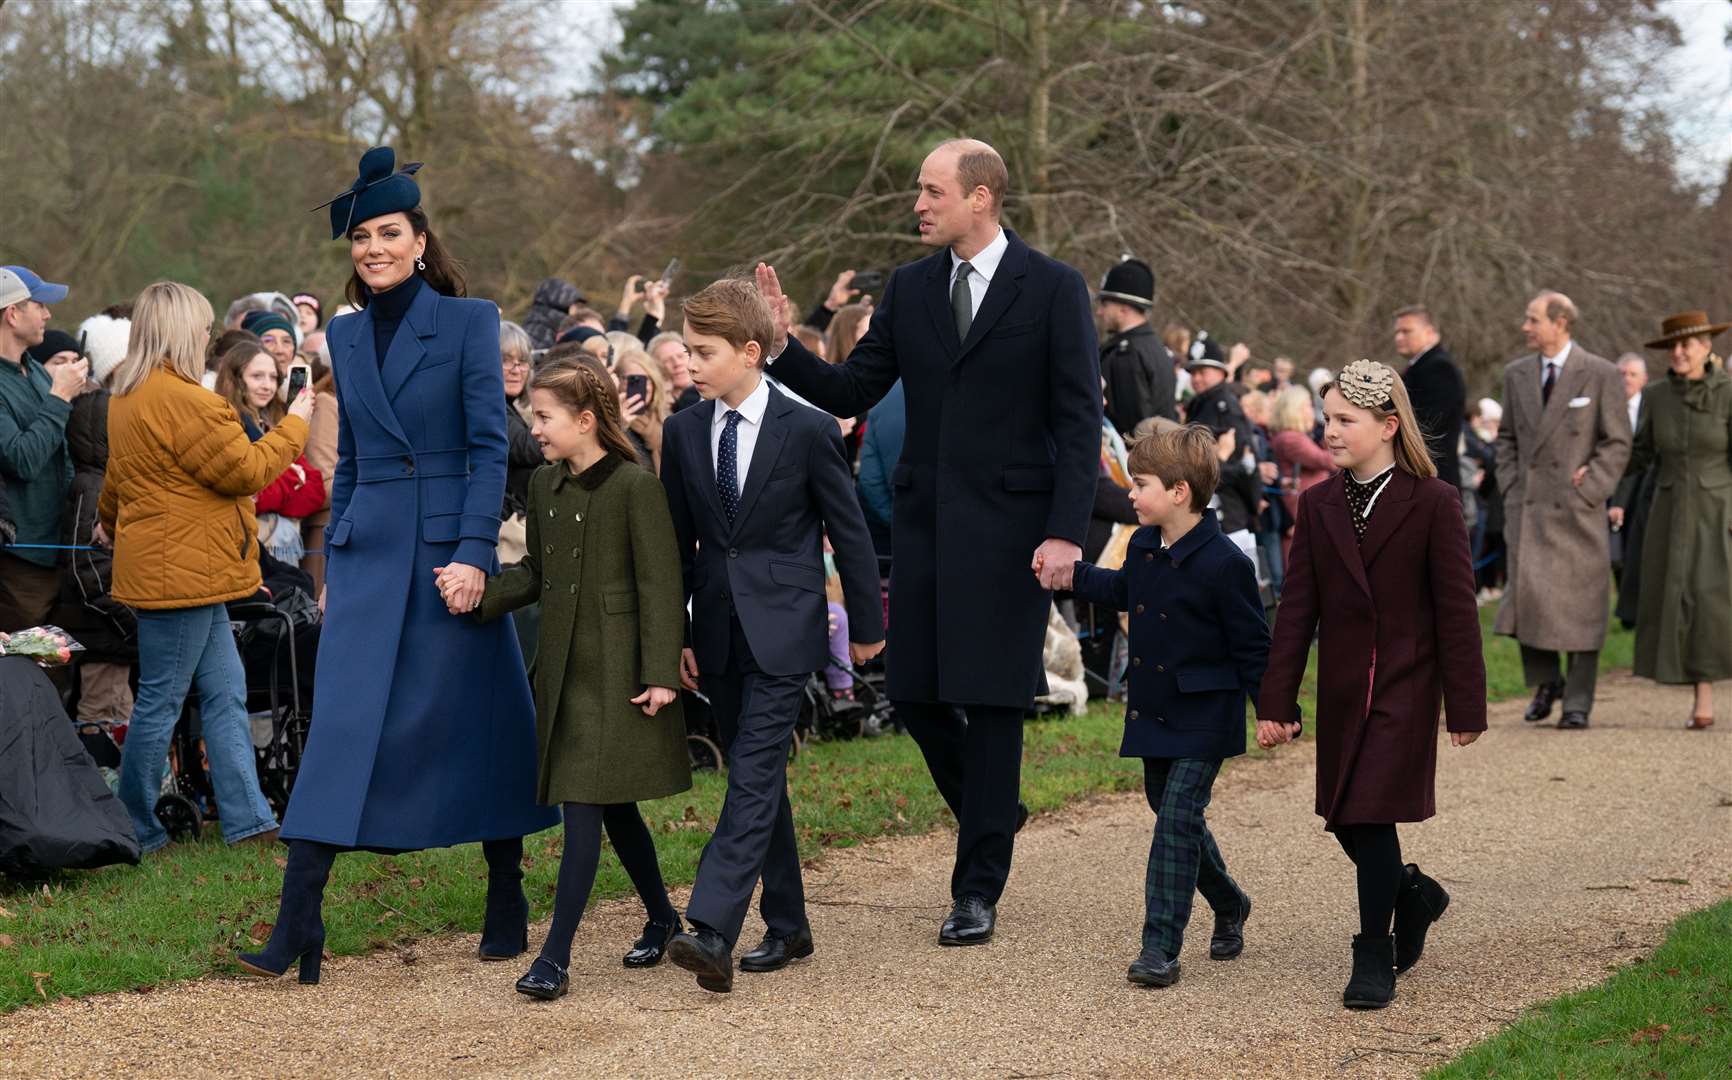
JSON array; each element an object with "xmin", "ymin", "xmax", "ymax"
[
  {"xmin": 1070, "ymin": 512, "xmax": 1269, "ymax": 759},
  {"xmin": 280, "ymin": 284, "xmax": 558, "ymax": 849}
]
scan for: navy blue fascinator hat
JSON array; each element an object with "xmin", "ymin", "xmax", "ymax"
[{"xmin": 314, "ymin": 146, "xmax": 423, "ymax": 240}]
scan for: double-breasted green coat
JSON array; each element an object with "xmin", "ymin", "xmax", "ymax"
[
  {"xmin": 478, "ymin": 453, "xmax": 691, "ymax": 805},
  {"xmin": 1618, "ymin": 362, "xmax": 1732, "ymax": 684}
]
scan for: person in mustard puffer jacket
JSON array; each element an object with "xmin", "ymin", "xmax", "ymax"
[{"xmin": 100, "ymin": 281, "xmax": 313, "ymax": 854}]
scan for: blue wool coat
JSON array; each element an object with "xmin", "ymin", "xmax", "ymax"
[
  {"xmin": 1070, "ymin": 511, "xmax": 1270, "ymax": 759},
  {"xmin": 279, "ymin": 284, "xmax": 558, "ymax": 849}
]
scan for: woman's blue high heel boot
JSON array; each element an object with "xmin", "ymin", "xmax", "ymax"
[
  {"xmin": 478, "ymin": 836, "xmax": 530, "ymax": 960},
  {"xmin": 237, "ymin": 840, "xmax": 337, "ymax": 984}
]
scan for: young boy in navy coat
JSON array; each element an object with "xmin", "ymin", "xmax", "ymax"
[
  {"xmin": 1064, "ymin": 424, "xmax": 1270, "ymax": 987},
  {"xmin": 661, "ymin": 279, "xmax": 884, "ymax": 993}
]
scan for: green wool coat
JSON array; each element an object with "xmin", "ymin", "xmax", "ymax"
[
  {"xmin": 478, "ymin": 453, "xmax": 691, "ymax": 805},
  {"xmin": 1621, "ymin": 363, "xmax": 1732, "ymax": 683}
]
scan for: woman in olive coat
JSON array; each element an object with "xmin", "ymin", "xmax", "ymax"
[
  {"xmin": 1613, "ymin": 311, "xmax": 1732, "ymax": 728},
  {"xmin": 470, "ymin": 354, "xmax": 691, "ymax": 1000}
]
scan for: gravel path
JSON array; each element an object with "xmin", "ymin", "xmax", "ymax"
[{"xmin": 2, "ymin": 672, "xmax": 1728, "ymax": 1079}]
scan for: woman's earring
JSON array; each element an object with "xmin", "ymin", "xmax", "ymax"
[{"xmin": 416, "ymin": 256, "xmax": 426, "ymax": 271}]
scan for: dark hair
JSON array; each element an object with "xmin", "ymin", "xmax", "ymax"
[
  {"xmin": 101, "ymin": 302, "xmax": 133, "ymax": 319},
  {"xmin": 345, "ymin": 206, "xmax": 467, "ymax": 308},
  {"xmin": 213, "ymin": 341, "xmax": 283, "ymax": 429},
  {"xmin": 1127, "ymin": 424, "xmax": 1220, "ymax": 512},
  {"xmin": 529, "ymin": 356, "xmax": 638, "ymax": 465},
  {"xmin": 208, "ymin": 327, "xmax": 261, "ymax": 368}
]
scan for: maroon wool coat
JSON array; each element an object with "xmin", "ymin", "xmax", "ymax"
[{"xmin": 1259, "ymin": 469, "xmax": 1487, "ymax": 826}]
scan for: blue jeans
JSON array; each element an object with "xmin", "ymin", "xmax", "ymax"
[{"xmin": 119, "ymin": 603, "xmax": 278, "ymax": 852}]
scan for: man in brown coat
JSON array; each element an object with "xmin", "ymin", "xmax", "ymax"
[{"xmin": 1494, "ymin": 291, "xmax": 1632, "ymax": 728}]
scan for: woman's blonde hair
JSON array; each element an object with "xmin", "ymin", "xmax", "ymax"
[
  {"xmin": 112, "ymin": 282, "xmax": 215, "ymax": 397},
  {"xmin": 1321, "ymin": 363, "xmax": 1437, "ymax": 479},
  {"xmin": 614, "ymin": 346, "xmax": 671, "ymax": 423},
  {"xmin": 1271, "ymin": 386, "xmax": 1316, "ymax": 434}
]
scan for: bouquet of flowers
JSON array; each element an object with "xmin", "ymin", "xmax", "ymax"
[{"xmin": 0, "ymin": 625, "xmax": 84, "ymax": 667}]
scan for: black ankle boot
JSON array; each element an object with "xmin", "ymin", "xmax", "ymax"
[
  {"xmin": 237, "ymin": 840, "xmax": 336, "ymax": 984},
  {"xmin": 479, "ymin": 837, "xmax": 529, "ymax": 960},
  {"xmin": 1393, "ymin": 864, "xmax": 1449, "ymax": 974},
  {"xmin": 1343, "ymin": 934, "xmax": 1396, "ymax": 1009}
]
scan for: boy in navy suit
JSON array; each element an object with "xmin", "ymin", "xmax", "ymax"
[
  {"xmin": 661, "ymin": 279, "xmax": 884, "ymax": 993},
  {"xmin": 1061, "ymin": 424, "xmax": 1270, "ymax": 987}
]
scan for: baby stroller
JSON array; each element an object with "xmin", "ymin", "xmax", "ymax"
[
  {"xmin": 682, "ymin": 684, "xmax": 816, "ymax": 774},
  {"xmin": 797, "ymin": 656, "xmax": 896, "ymax": 743}
]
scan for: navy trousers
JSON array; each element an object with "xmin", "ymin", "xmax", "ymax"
[
  {"xmin": 895, "ymin": 700, "xmax": 1024, "ymax": 903},
  {"xmin": 1142, "ymin": 757, "xmax": 1243, "ymax": 959},
  {"xmin": 685, "ymin": 614, "xmax": 809, "ymax": 948}
]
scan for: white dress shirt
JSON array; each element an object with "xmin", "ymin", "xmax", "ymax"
[
  {"xmin": 1540, "ymin": 339, "xmax": 1573, "ymax": 370},
  {"xmin": 711, "ymin": 376, "xmax": 771, "ymax": 498},
  {"xmin": 1628, "ymin": 390, "xmax": 1642, "ymax": 434},
  {"xmin": 949, "ymin": 226, "xmax": 1009, "ymax": 320}
]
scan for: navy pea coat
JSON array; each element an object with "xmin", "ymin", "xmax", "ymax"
[
  {"xmin": 1070, "ymin": 512, "xmax": 1269, "ymax": 759},
  {"xmin": 280, "ymin": 284, "xmax": 558, "ymax": 849},
  {"xmin": 767, "ymin": 229, "xmax": 1102, "ymax": 709}
]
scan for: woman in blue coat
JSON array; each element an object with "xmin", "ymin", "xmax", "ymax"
[{"xmin": 239, "ymin": 148, "xmax": 558, "ymax": 984}]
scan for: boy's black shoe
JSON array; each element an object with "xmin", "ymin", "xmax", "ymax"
[
  {"xmin": 1127, "ymin": 950, "xmax": 1181, "ymax": 987},
  {"xmin": 668, "ymin": 928, "xmax": 734, "ymax": 993},
  {"xmin": 1343, "ymin": 934, "xmax": 1396, "ymax": 1009},
  {"xmin": 939, "ymin": 895, "xmax": 996, "ymax": 946},
  {"xmin": 1393, "ymin": 865, "xmax": 1449, "ymax": 974},
  {"xmin": 1524, "ymin": 680, "xmax": 1564, "ymax": 723},
  {"xmin": 1209, "ymin": 893, "xmax": 1252, "ymax": 960},
  {"xmin": 739, "ymin": 926, "xmax": 815, "ymax": 972},
  {"xmin": 623, "ymin": 917, "xmax": 680, "ymax": 968}
]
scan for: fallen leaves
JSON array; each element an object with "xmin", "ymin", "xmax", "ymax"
[
  {"xmin": 1629, "ymin": 1022, "xmax": 1670, "ymax": 1045},
  {"xmin": 0, "ymin": 933, "xmax": 13, "ymax": 948},
  {"xmin": 29, "ymin": 972, "xmax": 50, "ymax": 1000},
  {"xmin": 247, "ymin": 920, "xmax": 273, "ymax": 945}
]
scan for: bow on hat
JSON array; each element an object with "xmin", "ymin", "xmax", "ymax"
[{"xmin": 313, "ymin": 146, "xmax": 424, "ymax": 240}]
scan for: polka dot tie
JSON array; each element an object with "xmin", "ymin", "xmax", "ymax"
[{"xmin": 717, "ymin": 409, "xmax": 743, "ymax": 524}]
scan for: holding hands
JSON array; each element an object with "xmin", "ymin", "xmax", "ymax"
[
  {"xmin": 1255, "ymin": 719, "xmax": 1302, "ymax": 749},
  {"xmin": 1031, "ymin": 538, "xmax": 1081, "ymax": 591},
  {"xmin": 433, "ymin": 562, "xmax": 486, "ymax": 615}
]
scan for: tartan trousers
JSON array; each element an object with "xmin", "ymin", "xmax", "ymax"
[{"xmin": 1142, "ymin": 757, "xmax": 1244, "ymax": 959}]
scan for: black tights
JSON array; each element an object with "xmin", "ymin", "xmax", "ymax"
[
  {"xmin": 1335, "ymin": 823, "xmax": 1403, "ymax": 938},
  {"xmin": 539, "ymin": 802, "xmax": 676, "ymax": 968}
]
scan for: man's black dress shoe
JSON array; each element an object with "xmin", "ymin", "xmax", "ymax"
[
  {"xmin": 668, "ymin": 928, "xmax": 734, "ymax": 993},
  {"xmin": 1209, "ymin": 893, "xmax": 1251, "ymax": 960},
  {"xmin": 514, "ymin": 956, "xmax": 569, "ymax": 1001},
  {"xmin": 1016, "ymin": 801, "xmax": 1030, "ymax": 833},
  {"xmin": 623, "ymin": 918, "xmax": 680, "ymax": 968},
  {"xmin": 1524, "ymin": 680, "xmax": 1564, "ymax": 723},
  {"xmin": 939, "ymin": 895, "xmax": 996, "ymax": 946},
  {"xmin": 739, "ymin": 927, "xmax": 815, "ymax": 973},
  {"xmin": 1557, "ymin": 710, "xmax": 1590, "ymax": 729},
  {"xmin": 1127, "ymin": 951, "xmax": 1181, "ymax": 987}
]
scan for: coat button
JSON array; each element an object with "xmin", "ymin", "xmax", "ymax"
[
  {"xmin": 1156, "ymin": 664, "xmax": 1165, "ymax": 672},
  {"xmin": 728, "ymin": 548, "xmax": 739, "ymax": 558},
  {"xmin": 1132, "ymin": 657, "xmax": 1142, "ymax": 667},
  {"xmin": 548, "ymin": 508, "xmax": 556, "ymax": 518},
  {"xmin": 1144, "ymin": 552, "xmax": 1153, "ymax": 562},
  {"xmin": 1159, "ymin": 612, "xmax": 1167, "ymax": 621},
  {"xmin": 1135, "ymin": 604, "xmax": 1145, "ymax": 614},
  {"xmin": 569, "ymin": 584, "xmax": 577, "ymax": 594},
  {"xmin": 545, "ymin": 544, "xmax": 554, "ymax": 555},
  {"xmin": 1157, "ymin": 716, "xmax": 1166, "ymax": 724},
  {"xmin": 1128, "ymin": 710, "xmax": 1139, "ymax": 721},
  {"xmin": 572, "ymin": 548, "xmax": 581, "ymax": 558},
  {"xmin": 544, "ymin": 581, "xmax": 552, "ymax": 591}
]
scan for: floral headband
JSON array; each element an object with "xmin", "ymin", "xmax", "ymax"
[{"xmin": 1336, "ymin": 359, "xmax": 1396, "ymax": 410}]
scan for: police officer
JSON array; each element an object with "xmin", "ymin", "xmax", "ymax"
[
  {"xmin": 1097, "ymin": 257, "xmax": 1176, "ymax": 435},
  {"xmin": 1183, "ymin": 338, "xmax": 1262, "ymax": 557}
]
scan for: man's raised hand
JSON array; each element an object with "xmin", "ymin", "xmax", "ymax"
[{"xmin": 754, "ymin": 263, "xmax": 793, "ymax": 357}]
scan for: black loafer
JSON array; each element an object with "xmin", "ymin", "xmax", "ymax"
[
  {"xmin": 1209, "ymin": 893, "xmax": 1251, "ymax": 960},
  {"xmin": 1127, "ymin": 951, "xmax": 1181, "ymax": 987},
  {"xmin": 739, "ymin": 927, "xmax": 815, "ymax": 973},
  {"xmin": 624, "ymin": 918, "xmax": 680, "ymax": 968},
  {"xmin": 668, "ymin": 928, "xmax": 734, "ymax": 993},
  {"xmin": 939, "ymin": 895, "xmax": 996, "ymax": 946},
  {"xmin": 1557, "ymin": 710, "xmax": 1590, "ymax": 729},
  {"xmin": 514, "ymin": 956, "xmax": 568, "ymax": 1001},
  {"xmin": 1524, "ymin": 680, "xmax": 1564, "ymax": 723}
]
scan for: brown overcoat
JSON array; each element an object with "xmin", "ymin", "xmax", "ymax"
[{"xmin": 1493, "ymin": 345, "xmax": 1632, "ymax": 652}]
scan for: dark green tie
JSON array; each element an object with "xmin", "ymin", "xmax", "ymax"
[{"xmin": 952, "ymin": 261, "xmax": 974, "ymax": 342}]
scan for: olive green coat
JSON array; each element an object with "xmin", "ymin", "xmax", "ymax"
[
  {"xmin": 1618, "ymin": 363, "xmax": 1732, "ymax": 684},
  {"xmin": 478, "ymin": 454, "xmax": 691, "ymax": 805}
]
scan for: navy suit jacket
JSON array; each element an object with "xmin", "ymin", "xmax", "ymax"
[
  {"xmin": 767, "ymin": 228, "xmax": 1102, "ymax": 708},
  {"xmin": 1070, "ymin": 512, "xmax": 1269, "ymax": 759},
  {"xmin": 661, "ymin": 383, "xmax": 883, "ymax": 678}
]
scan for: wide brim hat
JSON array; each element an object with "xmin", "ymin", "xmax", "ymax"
[
  {"xmin": 1644, "ymin": 310, "xmax": 1731, "ymax": 350},
  {"xmin": 314, "ymin": 146, "xmax": 423, "ymax": 240}
]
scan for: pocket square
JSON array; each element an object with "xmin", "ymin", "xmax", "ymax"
[{"xmin": 1567, "ymin": 396, "xmax": 1592, "ymax": 408}]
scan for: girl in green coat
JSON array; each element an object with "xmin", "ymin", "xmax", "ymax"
[{"xmin": 454, "ymin": 355, "xmax": 692, "ymax": 1000}]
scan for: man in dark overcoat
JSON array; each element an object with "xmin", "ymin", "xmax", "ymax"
[
  {"xmin": 756, "ymin": 138, "xmax": 1101, "ymax": 945},
  {"xmin": 1393, "ymin": 305, "xmax": 1467, "ymax": 488}
]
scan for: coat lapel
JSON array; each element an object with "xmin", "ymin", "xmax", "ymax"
[
  {"xmin": 1317, "ymin": 475, "xmax": 1373, "ymax": 600},
  {"xmin": 380, "ymin": 284, "xmax": 440, "ymax": 403},
  {"xmin": 1357, "ymin": 470, "xmax": 1415, "ymax": 570},
  {"xmin": 727, "ymin": 387, "xmax": 791, "ymax": 538},
  {"xmin": 339, "ymin": 308, "xmax": 411, "ymax": 448},
  {"xmin": 1533, "ymin": 351, "xmax": 1589, "ymax": 452},
  {"xmin": 955, "ymin": 231, "xmax": 1028, "ymax": 364},
  {"xmin": 922, "ymin": 256, "xmax": 963, "ymax": 362}
]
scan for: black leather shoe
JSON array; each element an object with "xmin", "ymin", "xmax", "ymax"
[
  {"xmin": 623, "ymin": 918, "xmax": 680, "ymax": 968},
  {"xmin": 514, "ymin": 956, "xmax": 568, "ymax": 1001},
  {"xmin": 739, "ymin": 927, "xmax": 815, "ymax": 973},
  {"xmin": 1209, "ymin": 893, "xmax": 1252, "ymax": 960},
  {"xmin": 939, "ymin": 895, "xmax": 996, "ymax": 946},
  {"xmin": 1343, "ymin": 934, "xmax": 1396, "ymax": 1010},
  {"xmin": 1393, "ymin": 864, "xmax": 1449, "ymax": 975},
  {"xmin": 1524, "ymin": 680, "xmax": 1564, "ymax": 723},
  {"xmin": 1016, "ymin": 801, "xmax": 1030, "ymax": 833},
  {"xmin": 1557, "ymin": 710, "xmax": 1590, "ymax": 729},
  {"xmin": 1127, "ymin": 950, "xmax": 1181, "ymax": 987},
  {"xmin": 668, "ymin": 928, "xmax": 734, "ymax": 993}
]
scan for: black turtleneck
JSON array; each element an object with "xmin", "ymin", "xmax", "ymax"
[{"xmin": 369, "ymin": 272, "xmax": 424, "ymax": 365}]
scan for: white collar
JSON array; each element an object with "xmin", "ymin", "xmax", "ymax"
[
  {"xmin": 714, "ymin": 376, "xmax": 770, "ymax": 428},
  {"xmin": 1348, "ymin": 462, "xmax": 1396, "ymax": 486},
  {"xmin": 951, "ymin": 227, "xmax": 1008, "ymax": 283},
  {"xmin": 1541, "ymin": 340, "xmax": 1573, "ymax": 367}
]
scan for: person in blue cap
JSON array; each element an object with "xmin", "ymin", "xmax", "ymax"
[
  {"xmin": 238, "ymin": 147, "xmax": 558, "ymax": 985},
  {"xmin": 0, "ymin": 265, "xmax": 85, "ymax": 631}
]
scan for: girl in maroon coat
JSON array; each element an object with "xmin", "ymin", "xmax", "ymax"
[{"xmin": 1257, "ymin": 360, "xmax": 1486, "ymax": 1010}]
